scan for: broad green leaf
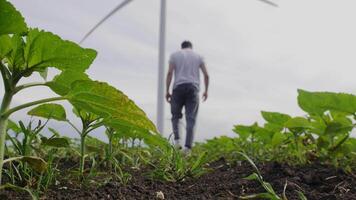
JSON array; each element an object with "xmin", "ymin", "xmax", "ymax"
[
  {"xmin": 298, "ymin": 89, "xmax": 356, "ymax": 115},
  {"xmin": 27, "ymin": 103, "xmax": 67, "ymax": 121},
  {"xmin": 4, "ymin": 156, "xmax": 47, "ymax": 173},
  {"xmin": 345, "ymin": 138, "xmax": 356, "ymax": 153},
  {"xmin": 325, "ymin": 122, "xmax": 352, "ymax": 136},
  {"xmin": 66, "ymin": 80, "xmax": 157, "ymax": 132},
  {"xmin": 261, "ymin": 111, "xmax": 291, "ymax": 126},
  {"xmin": 285, "ymin": 117, "xmax": 312, "ymax": 129},
  {"xmin": 0, "ymin": 35, "xmax": 11, "ymax": 58},
  {"xmin": 309, "ymin": 115, "xmax": 327, "ymax": 135},
  {"xmin": 24, "ymin": 28, "xmax": 97, "ymax": 72},
  {"xmin": 331, "ymin": 134, "xmax": 349, "ymax": 152},
  {"xmin": 254, "ymin": 127, "xmax": 274, "ymax": 143},
  {"xmin": 317, "ymin": 136, "xmax": 330, "ymax": 150},
  {"xmin": 264, "ymin": 122, "xmax": 283, "ymax": 132},
  {"xmin": 234, "ymin": 123, "xmax": 272, "ymax": 142},
  {"xmin": 47, "ymin": 70, "xmax": 89, "ymax": 96},
  {"xmin": 41, "ymin": 137, "xmax": 70, "ymax": 148},
  {"xmin": 0, "ymin": 0, "xmax": 27, "ymax": 35},
  {"xmin": 106, "ymin": 118, "xmax": 169, "ymax": 150},
  {"xmin": 7, "ymin": 34, "xmax": 25, "ymax": 71},
  {"xmin": 233, "ymin": 123, "xmax": 259, "ymax": 139},
  {"xmin": 271, "ymin": 132, "xmax": 287, "ymax": 146}
]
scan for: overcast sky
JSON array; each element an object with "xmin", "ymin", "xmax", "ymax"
[{"xmin": 3, "ymin": 0, "xmax": 356, "ymax": 142}]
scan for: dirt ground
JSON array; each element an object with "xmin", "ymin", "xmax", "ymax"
[{"xmin": 1, "ymin": 158, "xmax": 355, "ymax": 200}]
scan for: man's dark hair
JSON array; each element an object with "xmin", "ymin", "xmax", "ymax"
[{"xmin": 181, "ymin": 41, "xmax": 193, "ymax": 49}]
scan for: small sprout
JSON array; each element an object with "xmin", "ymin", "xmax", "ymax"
[{"xmin": 156, "ymin": 191, "xmax": 165, "ymax": 199}]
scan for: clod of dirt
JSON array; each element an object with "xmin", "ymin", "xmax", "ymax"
[{"xmin": 156, "ymin": 191, "xmax": 165, "ymax": 199}]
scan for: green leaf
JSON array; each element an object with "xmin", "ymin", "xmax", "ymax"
[
  {"xmin": 6, "ymin": 119, "xmax": 21, "ymax": 133},
  {"xmin": 7, "ymin": 34, "xmax": 25, "ymax": 71},
  {"xmin": 190, "ymin": 151, "xmax": 208, "ymax": 172},
  {"xmin": 325, "ymin": 122, "xmax": 346, "ymax": 136},
  {"xmin": 238, "ymin": 152, "xmax": 261, "ymax": 176},
  {"xmin": 0, "ymin": 0, "xmax": 27, "ymax": 35},
  {"xmin": 66, "ymin": 80, "xmax": 157, "ymax": 132},
  {"xmin": 27, "ymin": 103, "xmax": 67, "ymax": 121},
  {"xmin": 254, "ymin": 128, "xmax": 274, "ymax": 143},
  {"xmin": 48, "ymin": 127, "xmax": 60, "ymax": 137},
  {"xmin": 264, "ymin": 122, "xmax": 283, "ymax": 132},
  {"xmin": 41, "ymin": 137, "xmax": 70, "ymax": 148},
  {"xmin": 73, "ymin": 108, "xmax": 100, "ymax": 123},
  {"xmin": 24, "ymin": 28, "xmax": 97, "ymax": 72},
  {"xmin": 345, "ymin": 138, "xmax": 356, "ymax": 153},
  {"xmin": 271, "ymin": 132, "xmax": 287, "ymax": 146},
  {"xmin": 233, "ymin": 123, "xmax": 259, "ymax": 139},
  {"xmin": 47, "ymin": 70, "xmax": 89, "ymax": 96},
  {"xmin": 0, "ymin": 35, "xmax": 11, "ymax": 58},
  {"xmin": 298, "ymin": 89, "xmax": 356, "ymax": 115},
  {"xmin": 105, "ymin": 118, "xmax": 169, "ymax": 150},
  {"xmin": 261, "ymin": 111, "xmax": 291, "ymax": 126},
  {"xmin": 285, "ymin": 117, "xmax": 312, "ymax": 129},
  {"xmin": 244, "ymin": 173, "xmax": 260, "ymax": 181}
]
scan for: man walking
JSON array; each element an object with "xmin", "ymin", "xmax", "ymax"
[{"xmin": 165, "ymin": 41, "xmax": 209, "ymax": 151}]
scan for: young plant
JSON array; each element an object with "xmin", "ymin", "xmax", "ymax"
[
  {"xmin": 149, "ymin": 146, "xmax": 208, "ymax": 182},
  {"xmin": 238, "ymin": 152, "xmax": 307, "ymax": 200},
  {"xmin": 71, "ymin": 109, "xmax": 104, "ymax": 175},
  {"xmin": 0, "ymin": 0, "xmax": 97, "ymax": 184}
]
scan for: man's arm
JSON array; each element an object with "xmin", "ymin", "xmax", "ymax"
[
  {"xmin": 200, "ymin": 63, "xmax": 209, "ymax": 101},
  {"xmin": 165, "ymin": 63, "xmax": 175, "ymax": 102}
]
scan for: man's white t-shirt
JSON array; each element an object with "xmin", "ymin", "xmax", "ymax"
[{"xmin": 169, "ymin": 49, "xmax": 205, "ymax": 90}]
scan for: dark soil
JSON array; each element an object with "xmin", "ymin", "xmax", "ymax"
[{"xmin": 1, "ymin": 158, "xmax": 355, "ymax": 200}]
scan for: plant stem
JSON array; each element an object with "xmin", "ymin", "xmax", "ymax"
[
  {"xmin": 13, "ymin": 82, "xmax": 46, "ymax": 94},
  {"xmin": 67, "ymin": 120, "xmax": 81, "ymax": 135},
  {"xmin": 1, "ymin": 96, "xmax": 66, "ymax": 118},
  {"xmin": 0, "ymin": 91, "xmax": 13, "ymax": 184},
  {"xmin": 108, "ymin": 133, "xmax": 113, "ymax": 171},
  {"xmin": 79, "ymin": 128, "xmax": 88, "ymax": 175}
]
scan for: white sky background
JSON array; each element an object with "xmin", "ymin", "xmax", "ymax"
[{"xmin": 3, "ymin": 0, "xmax": 356, "ymax": 142}]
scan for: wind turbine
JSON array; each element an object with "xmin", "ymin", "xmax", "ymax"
[{"xmin": 79, "ymin": 0, "xmax": 278, "ymax": 134}]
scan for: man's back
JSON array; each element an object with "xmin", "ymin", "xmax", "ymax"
[
  {"xmin": 166, "ymin": 41, "xmax": 209, "ymax": 150},
  {"xmin": 169, "ymin": 49, "xmax": 204, "ymax": 90}
]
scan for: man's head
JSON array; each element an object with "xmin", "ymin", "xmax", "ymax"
[{"xmin": 181, "ymin": 41, "xmax": 193, "ymax": 49}]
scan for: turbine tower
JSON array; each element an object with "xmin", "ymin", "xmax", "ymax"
[{"xmin": 79, "ymin": 0, "xmax": 277, "ymax": 134}]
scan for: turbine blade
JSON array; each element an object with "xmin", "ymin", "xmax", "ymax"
[
  {"xmin": 257, "ymin": 0, "xmax": 278, "ymax": 7},
  {"xmin": 80, "ymin": 0, "xmax": 134, "ymax": 44}
]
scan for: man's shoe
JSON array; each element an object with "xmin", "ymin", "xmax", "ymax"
[
  {"xmin": 183, "ymin": 147, "xmax": 191, "ymax": 155},
  {"xmin": 174, "ymin": 139, "xmax": 182, "ymax": 149}
]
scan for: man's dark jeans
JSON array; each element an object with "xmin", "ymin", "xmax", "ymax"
[{"xmin": 170, "ymin": 83, "xmax": 199, "ymax": 149}]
